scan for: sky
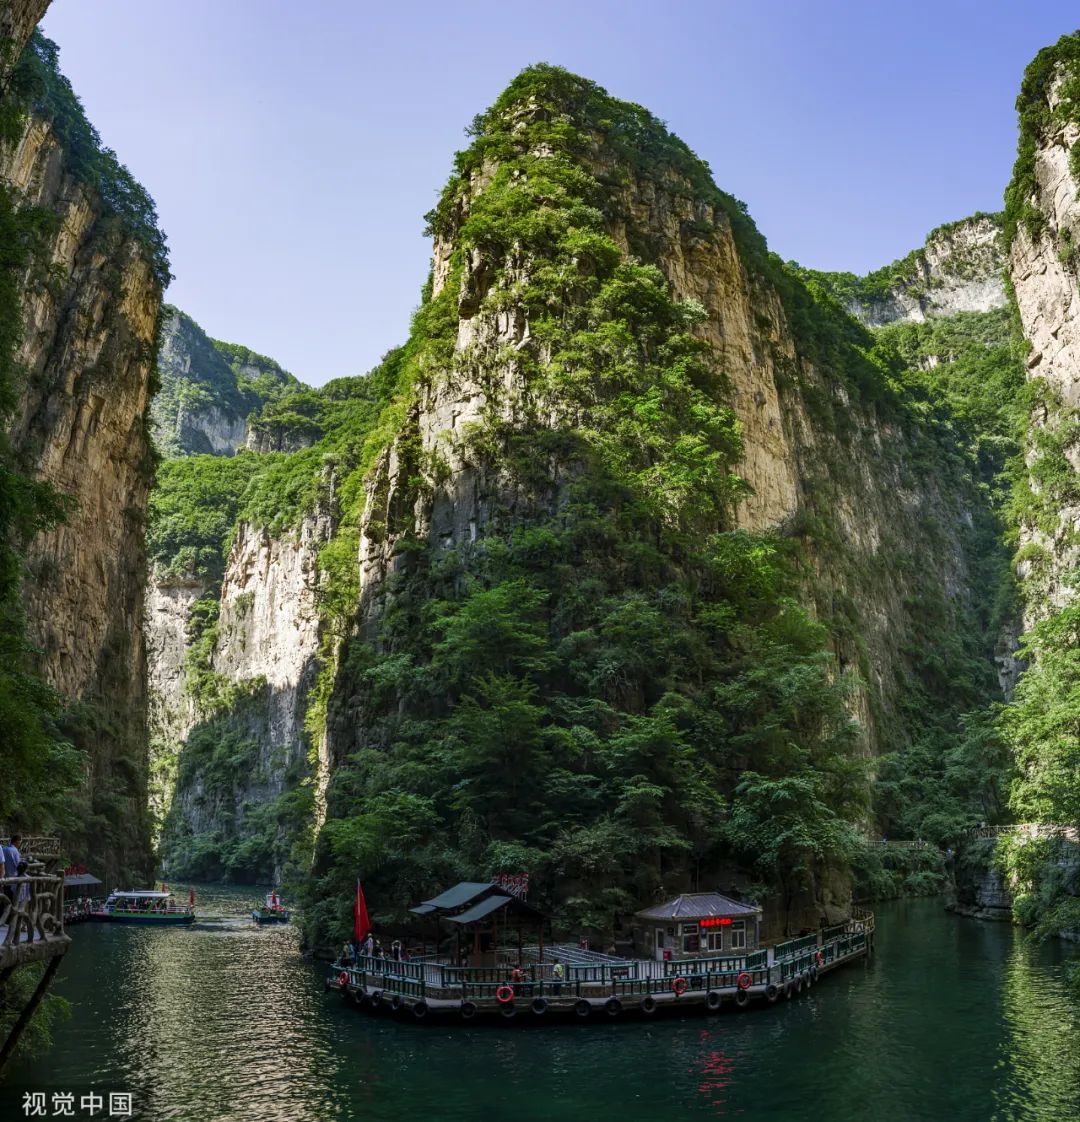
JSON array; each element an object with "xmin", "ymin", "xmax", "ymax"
[{"xmin": 38, "ymin": 0, "xmax": 1079, "ymax": 387}]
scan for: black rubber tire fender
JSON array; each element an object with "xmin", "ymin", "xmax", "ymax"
[
  {"xmin": 460, "ymin": 1001, "xmax": 477, "ymax": 1021},
  {"xmin": 531, "ymin": 997, "xmax": 548, "ymax": 1016},
  {"xmin": 574, "ymin": 999, "xmax": 591, "ymax": 1020},
  {"xmin": 766, "ymin": 983, "xmax": 779, "ymax": 1004},
  {"xmin": 705, "ymin": 990, "xmax": 722, "ymax": 1012},
  {"xmin": 412, "ymin": 1000, "xmax": 429, "ymax": 1021},
  {"xmin": 605, "ymin": 997, "xmax": 622, "ymax": 1018},
  {"xmin": 639, "ymin": 995, "xmax": 657, "ymax": 1016},
  {"xmin": 734, "ymin": 988, "xmax": 751, "ymax": 1009}
]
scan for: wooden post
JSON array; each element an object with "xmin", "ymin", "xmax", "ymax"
[{"xmin": 0, "ymin": 954, "xmax": 65, "ymax": 1075}]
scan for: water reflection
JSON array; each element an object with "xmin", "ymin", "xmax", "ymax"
[
  {"xmin": 1, "ymin": 896, "xmax": 1077, "ymax": 1122},
  {"xmin": 996, "ymin": 934, "xmax": 1080, "ymax": 1122}
]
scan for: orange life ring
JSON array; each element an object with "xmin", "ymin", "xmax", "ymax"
[
  {"xmin": 337, "ymin": 971, "xmax": 348, "ymax": 987},
  {"xmin": 495, "ymin": 984, "xmax": 515, "ymax": 1005},
  {"xmin": 816, "ymin": 950, "xmax": 824, "ymax": 967},
  {"xmin": 672, "ymin": 976, "xmax": 688, "ymax": 996},
  {"xmin": 736, "ymin": 971, "xmax": 752, "ymax": 990}
]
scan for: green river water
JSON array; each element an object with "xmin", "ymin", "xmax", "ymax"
[{"xmin": 2, "ymin": 891, "xmax": 1078, "ymax": 1122}]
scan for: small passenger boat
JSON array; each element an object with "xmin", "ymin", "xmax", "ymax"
[
  {"xmin": 90, "ymin": 888, "xmax": 196, "ymax": 925},
  {"xmin": 252, "ymin": 890, "xmax": 289, "ymax": 925}
]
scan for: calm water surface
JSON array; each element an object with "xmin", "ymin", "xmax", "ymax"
[{"xmin": 2, "ymin": 892, "xmax": 1078, "ymax": 1122}]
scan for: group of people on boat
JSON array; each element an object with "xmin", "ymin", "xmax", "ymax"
[
  {"xmin": 341, "ymin": 933, "xmax": 408, "ymax": 964},
  {"xmin": 507, "ymin": 959, "xmax": 565, "ymax": 996}
]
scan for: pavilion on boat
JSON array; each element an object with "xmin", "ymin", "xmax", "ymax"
[
  {"xmin": 632, "ymin": 892, "xmax": 762, "ymax": 960},
  {"xmin": 410, "ymin": 881, "xmax": 546, "ymax": 966}
]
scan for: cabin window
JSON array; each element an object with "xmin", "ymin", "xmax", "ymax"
[
  {"xmin": 683, "ymin": 934, "xmax": 700, "ymax": 953},
  {"xmin": 707, "ymin": 931, "xmax": 724, "ymax": 951},
  {"xmin": 730, "ymin": 922, "xmax": 746, "ymax": 949},
  {"xmin": 681, "ymin": 923, "xmax": 699, "ymax": 935}
]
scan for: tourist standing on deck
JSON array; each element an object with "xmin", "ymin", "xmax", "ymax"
[
  {"xmin": 363, "ymin": 932, "xmax": 374, "ymax": 958},
  {"xmin": 551, "ymin": 960, "xmax": 564, "ymax": 996}
]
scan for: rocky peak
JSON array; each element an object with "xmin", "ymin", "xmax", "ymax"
[{"xmin": 813, "ymin": 213, "xmax": 1008, "ymax": 328}]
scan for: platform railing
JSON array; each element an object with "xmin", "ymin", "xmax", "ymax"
[{"xmin": 0, "ymin": 875, "xmax": 67, "ymax": 966}]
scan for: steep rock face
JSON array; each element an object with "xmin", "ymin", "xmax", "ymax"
[
  {"xmin": 0, "ymin": 0, "xmax": 48, "ymax": 82},
  {"xmin": 810, "ymin": 214, "xmax": 1008, "ymax": 331},
  {"xmin": 2, "ymin": 34, "xmax": 165, "ymax": 879},
  {"xmin": 1009, "ymin": 73, "xmax": 1080, "ymax": 622},
  {"xmin": 159, "ymin": 500, "xmax": 334, "ymax": 880},
  {"xmin": 152, "ymin": 306, "xmax": 301, "ymax": 457},
  {"xmin": 145, "ymin": 577, "xmax": 203, "ymax": 827},
  {"xmin": 353, "ymin": 138, "xmax": 982, "ymax": 766},
  {"xmin": 322, "ymin": 75, "xmax": 994, "ymax": 939}
]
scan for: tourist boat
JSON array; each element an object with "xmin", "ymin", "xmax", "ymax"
[
  {"xmin": 252, "ymin": 890, "xmax": 289, "ymax": 925},
  {"xmin": 328, "ymin": 883, "xmax": 877, "ymax": 1025},
  {"xmin": 90, "ymin": 889, "xmax": 196, "ymax": 925}
]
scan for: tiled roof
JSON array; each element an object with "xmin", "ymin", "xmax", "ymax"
[
  {"xmin": 634, "ymin": 892, "xmax": 760, "ymax": 920},
  {"xmin": 410, "ymin": 881, "xmax": 498, "ymax": 915}
]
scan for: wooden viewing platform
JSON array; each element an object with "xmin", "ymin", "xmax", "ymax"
[
  {"xmin": 327, "ymin": 909, "xmax": 875, "ymax": 1023},
  {"xmin": 0, "ymin": 840, "xmax": 70, "ymax": 1073}
]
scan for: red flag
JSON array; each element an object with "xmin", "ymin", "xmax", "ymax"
[
  {"xmin": 354, "ymin": 879, "xmax": 371, "ymax": 943},
  {"xmin": 271, "ymin": 889, "xmax": 277, "ymax": 906},
  {"xmin": 189, "ymin": 887, "xmax": 196, "ymax": 907},
  {"xmin": 161, "ymin": 882, "xmax": 166, "ymax": 893}
]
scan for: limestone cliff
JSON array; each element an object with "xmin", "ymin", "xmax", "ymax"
[
  {"xmin": 1007, "ymin": 67, "xmax": 1080, "ymax": 622},
  {"xmin": 0, "ymin": 1, "xmax": 47, "ymax": 83},
  {"xmin": 1, "ymin": 28, "xmax": 167, "ymax": 880},
  {"xmin": 808, "ymin": 214, "xmax": 1007, "ymax": 330},
  {"xmin": 153, "ymin": 306, "xmax": 302, "ymax": 457},
  {"xmin": 350, "ymin": 101, "xmax": 989, "ymax": 772},
  {"xmin": 310, "ymin": 68, "xmax": 1000, "ymax": 939},
  {"xmin": 155, "ymin": 491, "xmax": 335, "ymax": 881}
]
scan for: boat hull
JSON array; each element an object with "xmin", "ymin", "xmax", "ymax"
[
  {"xmin": 90, "ymin": 912, "xmax": 195, "ymax": 925},
  {"xmin": 252, "ymin": 911, "xmax": 290, "ymax": 925}
]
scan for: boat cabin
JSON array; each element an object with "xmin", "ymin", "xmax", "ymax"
[
  {"xmin": 410, "ymin": 880, "xmax": 546, "ymax": 967},
  {"xmin": 632, "ymin": 892, "xmax": 762, "ymax": 960}
]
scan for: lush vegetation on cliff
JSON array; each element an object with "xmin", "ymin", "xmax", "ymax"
[
  {"xmin": 1004, "ymin": 30, "xmax": 1080, "ymax": 250},
  {"xmin": 301, "ymin": 66, "xmax": 1014, "ymax": 943},
  {"xmin": 0, "ymin": 30, "xmax": 173, "ymax": 843},
  {"xmin": 146, "ymin": 63, "xmax": 1066, "ymax": 948}
]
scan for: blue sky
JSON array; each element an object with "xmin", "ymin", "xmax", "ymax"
[{"xmin": 40, "ymin": 0, "xmax": 1078, "ymax": 386}]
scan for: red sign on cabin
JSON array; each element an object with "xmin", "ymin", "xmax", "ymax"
[
  {"xmin": 700, "ymin": 916, "xmax": 733, "ymax": 928},
  {"xmin": 495, "ymin": 872, "xmax": 529, "ymax": 900}
]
